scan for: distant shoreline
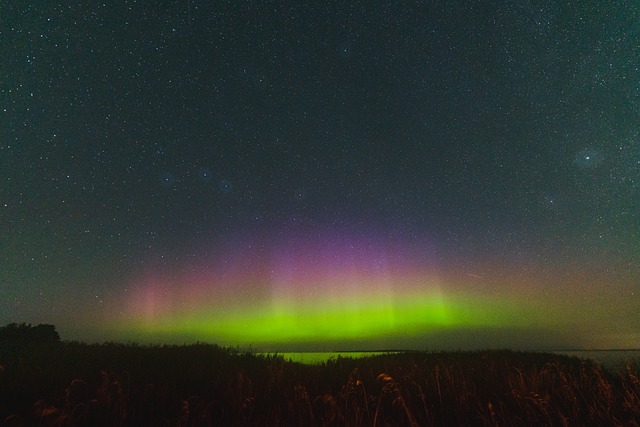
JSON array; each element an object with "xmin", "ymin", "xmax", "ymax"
[{"xmin": 254, "ymin": 348, "xmax": 640, "ymax": 369}]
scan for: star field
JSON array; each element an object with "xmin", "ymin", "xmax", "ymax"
[{"xmin": 1, "ymin": 1, "xmax": 639, "ymax": 350}]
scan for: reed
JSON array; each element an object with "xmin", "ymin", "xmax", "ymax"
[{"xmin": 1, "ymin": 344, "xmax": 638, "ymax": 426}]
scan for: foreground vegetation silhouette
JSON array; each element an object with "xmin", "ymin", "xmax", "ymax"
[{"xmin": 1, "ymin": 325, "xmax": 639, "ymax": 426}]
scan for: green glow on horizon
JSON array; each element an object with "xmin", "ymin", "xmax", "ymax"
[{"xmin": 116, "ymin": 286, "xmax": 546, "ymax": 346}]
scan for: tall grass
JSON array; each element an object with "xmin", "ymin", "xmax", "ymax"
[{"xmin": 0, "ymin": 343, "xmax": 638, "ymax": 426}]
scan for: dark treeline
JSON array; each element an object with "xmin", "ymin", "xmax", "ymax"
[
  {"xmin": 0, "ymin": 327, "xmax": 639, "ymax": 425},
  {"xmin": 0, "ymin": 323, "xmax": 60, "ymax": 343}
]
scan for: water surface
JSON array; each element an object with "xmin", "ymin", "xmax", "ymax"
[
  {"xmin": 260, "ymin": 350, "xmax": 640, "ymax": 369},
  {"xmin": 261, "ymin": 351, "xmax": 396, "ymax": 364}
]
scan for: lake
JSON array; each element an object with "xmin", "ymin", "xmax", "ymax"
[
  {"xmin": 261, "ymin": 350, "xmax": 640, "ymax": 371},
  {"xmin": 263, "ymin": 351, "xmax": 397, "ymax": 365}
]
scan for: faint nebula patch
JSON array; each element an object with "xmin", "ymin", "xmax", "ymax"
[{"xmin": 574, "ymin": 147, "xmax": 603, "ymax": 169}]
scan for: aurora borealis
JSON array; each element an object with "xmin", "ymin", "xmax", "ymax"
[
  {"xmin": 2, "ymin": 1, "xmax": 639, "ymax": 350},
  {"xmin": 109, "ymin": 223, "xmax": 637, "ymax": 350}
]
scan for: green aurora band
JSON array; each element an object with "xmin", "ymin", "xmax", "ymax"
[
  {"xmin": 102, "ymin": 231, "xmax": 638, "ymax": 350},
  {"xmin": 114, "ymin": 287, "xmax": 557, "ymax": 348}
]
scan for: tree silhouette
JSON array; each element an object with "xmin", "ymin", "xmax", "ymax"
[{"xmin": 0, "ymin": 323, "xmax": 60, "ymax": 342}]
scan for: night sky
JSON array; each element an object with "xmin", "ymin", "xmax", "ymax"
[{"xmin": 2, "ymin": 1, "xmax": 639, "ymax": 351}]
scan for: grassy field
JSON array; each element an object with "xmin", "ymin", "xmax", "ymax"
[{"xmin": 1, "ymin": 341, "xmax": 639, "ymax": 426}]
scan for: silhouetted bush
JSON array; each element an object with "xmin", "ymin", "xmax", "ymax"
[{"xmin": 0, "ymin": 323, "xmax": 60, "ymax": 343}]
